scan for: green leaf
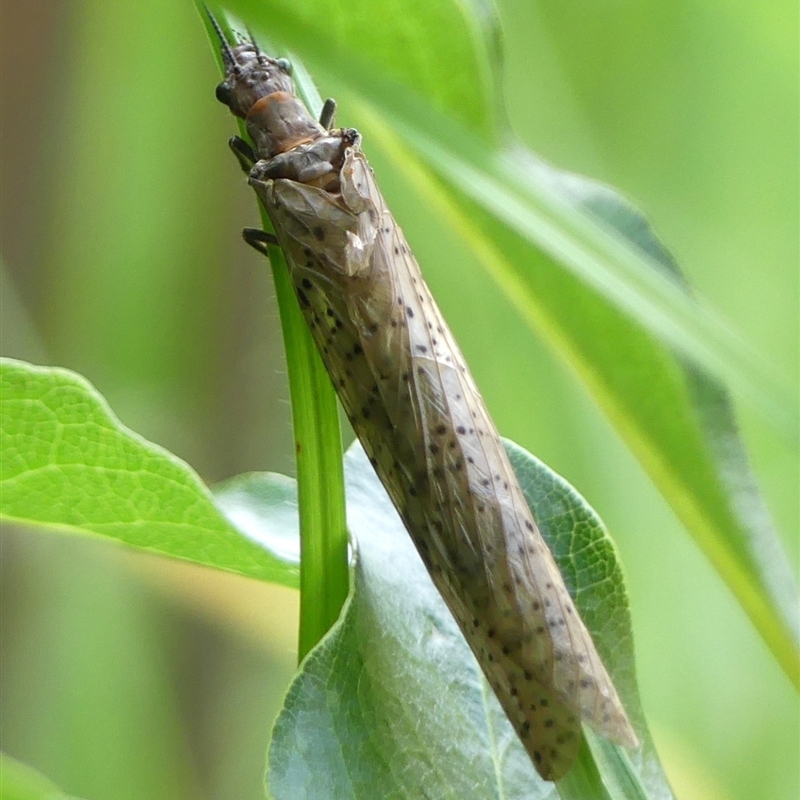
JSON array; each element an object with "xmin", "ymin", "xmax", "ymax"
[
  {"xmin": 209, "ymin": 0, "xmax": 798, "ymax": 685},
  {"xmin": 211, "ymin": 470, "xmax": 300, "ymax": 565},
  {"xmin": 0, "ymin": 358, "xmax": 298, "ymax": 587},
  {"xmin": 391, "ymin": 149, "xmax": 800, "ymax": 685},
  {"xmin": 266, "ymin": 440, "xmax": 672, "ymax": 799},
  {"xmin": 0, "ymin": 753, "xmax": 87, "ymax": 800},
  {"xmin": 224, "ymin": 0, "xmax": 501, "ymax": 140}
]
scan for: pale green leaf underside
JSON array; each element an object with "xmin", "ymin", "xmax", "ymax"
[
  {"xmin": 267, "ymin": 441, "xmax": 673, "ymax": 800},
  {"xmin": 0, "ymin": 358, "xmax": 298, "ymax": 587}
]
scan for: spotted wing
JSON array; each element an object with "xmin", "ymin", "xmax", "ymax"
[{"xmin": 254, "ymin": 145, "xmax": 637, "ymax": 781}]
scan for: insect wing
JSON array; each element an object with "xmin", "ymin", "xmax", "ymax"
[{"xmin": 250, "ymin": 145, "xmax": 637, "ymax": 779}]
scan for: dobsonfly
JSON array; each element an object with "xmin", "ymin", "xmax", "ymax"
[{"xmin": 207, "ymin": 11, "xmax": 638, "ymax": 781}]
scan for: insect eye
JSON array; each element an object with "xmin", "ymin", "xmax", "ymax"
[
  {"xmin": 215, "ymin": 81, "xmax": 233, "ymax": 107},
  {"xmin": 276, "ymin": 57, "xmax": 293, "ymax": 75}
]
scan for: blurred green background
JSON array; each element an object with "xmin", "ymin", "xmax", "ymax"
[{"xmin": 0, "ymin": 1, "xmax": 796, "ymax": 799}]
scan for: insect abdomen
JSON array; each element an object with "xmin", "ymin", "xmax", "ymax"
[{"xmin": 253, "ymin": 147, "xmax": 636, "ymax": 780}]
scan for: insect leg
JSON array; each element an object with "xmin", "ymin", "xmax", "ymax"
[
  {"xmin": 319, "ymin": 98, "xmax": 336, "ymax": 130},
  {"xmin": 229, "ymin": 136, "xmax": 257, "ymax": 174},
  {"xmin": 243, "ymin": 227, "xmax": 279, "ymax": 257}
]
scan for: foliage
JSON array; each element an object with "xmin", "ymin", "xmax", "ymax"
[{"xmin": 0, "ymin": 1, "xmax": 796, "ymax": 799}]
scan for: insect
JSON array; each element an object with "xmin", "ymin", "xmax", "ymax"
[{"xmin": 208, "ymin": 12, "xmax": 638, "ymax": 781}]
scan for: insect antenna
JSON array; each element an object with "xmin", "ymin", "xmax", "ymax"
[
  {"xmin": 204, "ymin": 6, "xmax": 236, "ymax": 69},
  {"xmin": 245, "ymin": 24, "xmax": 269, "ymax": 67}
]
